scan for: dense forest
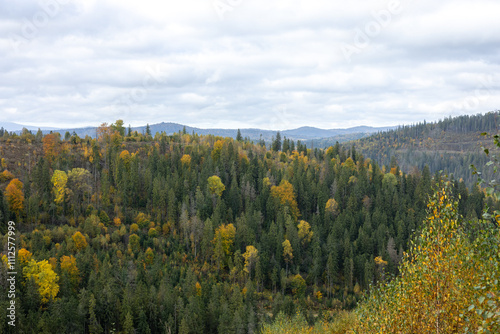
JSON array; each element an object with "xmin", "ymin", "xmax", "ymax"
[
  {"xmin": 262, "ymin": 132, "xmax": 500, "ymax": 333},
  {"xmin": 0, "ymin": 118, "xmax": 496, "ymax": 333},
  {"xmin": 348, "ymin": 111, "xmax": 500, "ymax": 189}
]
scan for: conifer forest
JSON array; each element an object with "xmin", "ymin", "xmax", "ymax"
[{"xmin": 0, "ymin": 113, "xmax": 499, "ymax": 333}]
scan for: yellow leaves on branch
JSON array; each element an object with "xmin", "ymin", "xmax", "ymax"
[
  {"xmin": 23, "ymin": 259, "xmax": 59, "ymax": 304},
  {"xmin": 325, "ymin": 146, "xmax": 334, "ymax": 156},
  {"xmin": 315, "ymin": 290, "xmax": 323, "ymax": 301},
  {"xmin": 325, "ymin": 198, "xmax": 339, "ymax": 216},
  {"xmin": 1, "ymin": 255, "xmax": 9, "ymax": 268},
  {"xmin": 60, "ymin": 255, "xmax": 78, "ymax": 274},
  {"xmin": 297, "ymin": 220, "xmax": 313, "ymax": 245},
  {"xmin": 356, "ymin": 182, "xmax": 484, "ymax": 334},
  {"xmin": 144, "ymin": 247, "xmax": 154, "ymax": 265},
  {"xmin": 289, "ymin": 274, "xmax": 306, "ymax": 296},
  {"xmin": 211, "ymin": 140, "xmax": 223, "ymax": 161},
  {"xmin": 72, "ymin": 231, "xmax": 88, "ymax": 251},
  {"xmin": 51, "ymin": 170, "xmax": 68, "ymax": 205},
  {"xmin": 208, "ymin": 175, "xmax": 225, "ymax": 197},
  {"xmin": 148, "ymin": 227, "xmax": 158, "ymax": 238},
  {"xmin": 134, "ymin": 212, "xmax": 151, "ymax": 229},
  {"xmin": 341, "ymin": 157, "xmax": 356, "ymax": 171},
  {"xmin": 67, "ymin": 168, "xmax": 91, "ymax": 193},
  {"xmin": 113, "ymin": 217, "xmax": 122, "ymax": 227},
  {"xmin": 0, "ymin": 169, "xmax": 14, "ymax": 182},
  {"xmin": 374, "ymin": 256, "xmax": 388, "ymax": 266},
  {"xmin": 282, "ymin": 239, "xmax": 293, "ymax": 263},
  {"xmin": 181, "ymin": 154, "xmax": 191, "ymax": 166},
  {"xmin": 5, "ymin": 178, "xmax": 24, "ymax": 216},
  {"xmin": 195, "ymin": 282, "xmax": 202, "ymax": 296},
  {"xmin": 262, "ymin": 177, "xmax": 272, "ymax": 188},
  {"xmin": 213, "ymin": 224, "xmax": 236, "ymax": 256},
  {"xmin": 18, "ymin": 248, "xmax": 32, "ymax": 265},
  {"xmin": 271, "ymin": 180, "xmax": 300, "ymax": 220},
  {"xmin": 130, "ymin": 223, "xmax": 139, "ymax": 233},
  {"xmin": 238, "ymin": 152, "xmax": 249, "ymax": 166},
  {"xmin": 242, "ymin": 245, "xmax": 259, "ymax": 274},
  {"xmin": 119, "ymin": 150, "xmax": 131, "ymax": 166},
  {"xmin": 129, "ymin": 233, "xmax": 140, "ymax": 253},
  {"xmin": 60, "ymin": 255, "xmax": 80, "ymax": 285}
]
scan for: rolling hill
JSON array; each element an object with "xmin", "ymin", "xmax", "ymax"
[
  {"xmin": 348, "ymin": 111, "xmax": 500, "ymax": 189},
  {"xmin": 17, "ymin": 122, "xmax": 395, "ymax": 143}
]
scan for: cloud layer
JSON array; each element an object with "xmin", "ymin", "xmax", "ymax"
[{"xmin": 1, "ymin": 0, "xmax": 499, "ymax": 129}]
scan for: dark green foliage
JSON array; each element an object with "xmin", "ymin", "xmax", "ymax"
[
  {"xmin": 0, "ymin": 120, "xmax": 493, "ymax": 333},
  {"xmin": 352, "ymin": 111, "xmax": 500, "ymax": 189}
]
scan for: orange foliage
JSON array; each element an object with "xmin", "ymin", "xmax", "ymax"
[
  {"xmin": 60, "ymin": 255, "xmax": 80, "ymax": 286},
  {"xmin": 42, "ymin": 133, "xmax": 60, "ymax": 163},
  {"xmin": 18, "ymin": 248, "xmax": 32, "ymax": 265},
  {"xmin": 5, "ymin": 178, "xmax": 24, "ymax": 216},
  {"xmin": 113, "ymin": 217, "xmax": 122, "ymax": 227}
]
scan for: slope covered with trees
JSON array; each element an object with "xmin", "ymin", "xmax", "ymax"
[
  {"xmin": 350, "ymin": 111, "xmax": 499, "ymax": 189},
  {"xmin": 263, "ymin": 132, "xmax": 500, "ymax": 333},
  {"xmin": 0, "ymin": 121, "xmax": 490, "ymax": 333}
]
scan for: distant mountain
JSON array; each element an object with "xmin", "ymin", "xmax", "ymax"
[
  {"xmin": 0, "ymin": 121, "xmax": 57, "ymax": 132},
  {"xmin": 33, "ymin": 121, "xmax": 395, "ymax": 144}
]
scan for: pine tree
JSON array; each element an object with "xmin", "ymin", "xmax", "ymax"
[
  {"xmin": 272, "ymin": 131, "xmax": 282, "ymax": 151},
  {"xmin": 89, "ymin": 293, "xmax": 103, "ymax": 334}
]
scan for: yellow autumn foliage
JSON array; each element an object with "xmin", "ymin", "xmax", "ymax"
[
  {"xmin": 325, "ymin": 198, "xmax": 339, "ymax": 216},
  {"xmin": 51, "ymin": 170, "xmax": 68, "ymax": 205},
  {"xmin": 18, "ymin": 248, "xmax": 32, "ymax": 265},
  {"xmin": 271, "ymin": 180, "xmax": 300, "ymax": 220},
  {"xmin": 60, "ymin": 255, "xmax": 80, "ymax": 286},
  {"xmin": 213, "ymin": 223, "xmax": 236, "ymax": 256},
  {"xmin": 242, "ymin": 245, "xmax": 259, "ymax": 274},
  {"xmin": 181, "ymin": 154, "xmax": 191, "ymax": 166},
  {"xmin": 282, "ymin": 239, "xmax": 293, "ymax": 263},
  {"xmin": 355, "ymin": 182, "xmax": 491, "ymax": 333},
  {"xmin": 23, "ymin": 259, "xmax": 59, "ymax": 303},
  {"xmin": 72, "ymin": 231, "xmax": 88, "ymax": 251},
  {"xmin": 297, "ymin": 220, "xmax": 313, "ymax": 245}
]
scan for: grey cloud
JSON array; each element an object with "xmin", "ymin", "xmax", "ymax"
[{"xmin": 1, "ymin": 0, "xmax": 499, "ymax": 129}]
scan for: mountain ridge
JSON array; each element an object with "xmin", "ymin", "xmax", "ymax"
[
  {"xmin": 0, "ymin": 121, "xmax": 58, "ymax": 132},
  {"xmin": 7, "ymin": 121, "xmax": 396, "ymax": 143}
]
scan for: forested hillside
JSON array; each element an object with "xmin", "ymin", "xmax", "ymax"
[
  {"xmin": 350, "ymin": 111, "xmax": 500, "ymax": 189},
  {"xmin": 0, "ymin": 122, "xmax": 489, "ymax": 333},
  {"xmin": 261, "ymin": 132, "xmax": 500, "ymax": 334}
]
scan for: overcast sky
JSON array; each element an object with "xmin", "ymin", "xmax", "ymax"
[{"xmin": 1, "ymin": 0, "xmax": 499, "ymax": 130}]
